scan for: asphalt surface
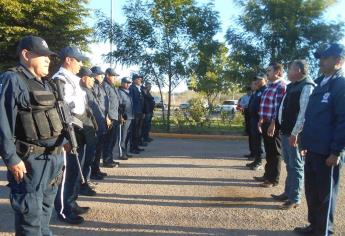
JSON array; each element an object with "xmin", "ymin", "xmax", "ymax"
[{"xmin": 0, "ymin": 137, "xmax": 345, "ymax": 235}]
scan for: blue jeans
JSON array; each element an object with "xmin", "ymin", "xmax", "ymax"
[{"xmin": 281, "ymin": 135, "xmax": 304, "ymax": 203}]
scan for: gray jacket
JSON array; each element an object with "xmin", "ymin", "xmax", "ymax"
[{"xmin": 119, "ymin": 88, "xmax": 134, "ymax": 120}]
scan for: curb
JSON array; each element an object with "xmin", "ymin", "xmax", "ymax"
[{"xmin": 151, "ymin": 132, "xmax": 247, "ymax": 140}]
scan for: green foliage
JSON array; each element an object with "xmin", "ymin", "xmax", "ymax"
[
  {"xmin": 0, "ymin": 0, "xmax": 92, "ymax": 71},
  {"xmin": 188, "ymin": 97, "xmax": 207, "ymax": 125},
  {"xmin": 226, "ymin": 0, "xmax": 345, "ymax": 81},
  {"xmin": 94, "ymin": 0, "xmax": 221, "ymax": 131}
]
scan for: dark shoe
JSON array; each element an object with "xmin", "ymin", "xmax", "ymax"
[
  {"xmin": 293, "ymin": 225, "xmax": 314, "ymax": 235},
  {"xmin": 271, "ymin": 193, "xmax": 288, "ymax": 201},
  {"xmin": 103, "ymin": 161, "xmax": 119, "ymax": 168},
  {"xmin": 130, "ymin": 149, "xmax": 140, "ymax": 154},
  {"xmin": 139, "ymin": 142, "xmax": 148, "ymax": 147},
  {"xmin": 58, "ymin": 213, "xmax": 84, "ymax": 225},
  {"xmin": 90, "ymin": 173, "xmax": 104, "ymax": 180},
  {"xmin": 251, "ymin": 163, "xmax": 263, "ymax": 170},
  {"xmin": 119, "ymin": 155, "xmax": 128, "ymax": 160},
  {"xmin": 253, "ymin": 176, "xmax": 266, "ymax": 182},
  {"xmin": 72, "ymin": 205, "xmax": 90, "ymax": 215},
  {"xmin": 279, "ymin": 200, "xmax": 300, "ymax": 210},
  {"xmin": 260, "ymin": 180, "xmax": 278, "ymax": 188},
  {"xmin": 137, "ymin": 148, "xmax": 144, "ymax": 151},
  {"xmin": 98, "ymin": 171, "xmax": 107, "ymax": 177},
  {"xmin": 246, "ymin": 161, "xmax": 256, "ymax": 167},
  {"xmin": 144, "ymin": 137, "xmax": 153, "ymax": 142},
  {"xmin": 126, "ymin": 153, "xmax": 133, "ymax": 157},
  {"xmin": 79, "ymin": 183, "xmax": 97, "ymax": 196}
]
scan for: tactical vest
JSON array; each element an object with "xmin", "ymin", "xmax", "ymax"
[
  {"xmin": 13, "ymin": 67, "xmax": 64, "ymax": 143},
  {"xmin": 280, "ymin": 77, "xmax": 315, "ymax": 135}
]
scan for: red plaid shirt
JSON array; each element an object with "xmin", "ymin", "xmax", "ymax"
[{"xmin": 259, "ymin": 79, "xmax": 287, "ymax": 122}]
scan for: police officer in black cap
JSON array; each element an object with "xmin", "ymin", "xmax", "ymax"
[
  {"xmin": 0, "ymin": 36, "xmax": 65, "ymax": 235},
  {"xmin": 295, "ymin": 43, "xmax": 345, "ymax": 236},
  {"xmin": 102, "ymin": 68, "xmax": 121, "ymax": 167},
  {"xmin": 53, "ymin": 46, "xmax": 90, "ymax": 224}
]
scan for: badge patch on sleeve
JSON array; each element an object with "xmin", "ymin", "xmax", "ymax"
[{"xmin": 321, "ymin": 92, "xmax": 330, "ymax": 103}]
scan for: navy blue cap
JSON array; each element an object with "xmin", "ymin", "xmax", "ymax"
[
  {"xmin": 314, "ymin": 43, "xmax": 345, "ymax": 59},
  {"xmin": 78, "ymin": 67, "xmax": 94, "ymax": 78},
  {"xmin": 105, "ymin": 68, "xmax": 119, "ymax": 76},
  {"xmin": 17, "ymin": 35, "xmax": 56, "ymax": 56},
  {"xmin": 90, "ymin": 66, "xmax": 104, "ymax": 76},
  {"xmin": 60, "ymin": 46, "xmax": 89, "ymax": 61},
  {"xmin": 121, "ymin": 77, "xmax": 131, "ymax": 83},
  {"xmin": 132, "ymin": 74, "xmax": 143, "ymax": 81}
]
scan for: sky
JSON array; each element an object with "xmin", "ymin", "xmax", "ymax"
[{"xmin": 85, "ymin": 0, "xmax": 345, "ymax": 92}]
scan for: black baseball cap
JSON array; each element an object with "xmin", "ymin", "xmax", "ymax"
[
  {"xmin": 17, "ymin": 35, "xmax": 57, "ymax": 56},
  {"xmin": 121, "ymin": 77, "xmax": 132, "ymax": 83},
  {"xmin": 90, "ymin": 66, "xmax": 104, "ymax": 76},
  {"xmin": 78, "ymin": 67, "xmax": 94, "ymax": 78},
  {"xmin": 314, "ymin": 43, "xmax": 345, "ymax": 59},
  {"xmin": 60, "ymin": 46, "xmax": 89, "ymax": 61},
  {"xmin": 132, "ymin": 74, "xmax": 143, "ymax": 81},
  {"xmin": 105, "ymin": 68, "xmax": 119, "ymax": 76}
]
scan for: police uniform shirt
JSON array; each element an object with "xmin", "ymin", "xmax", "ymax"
[{"xmin": 53, "ymin": 67, "xmax": 86, "ymax": 115}]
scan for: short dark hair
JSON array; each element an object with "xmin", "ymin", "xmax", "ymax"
[
  {"xmin": 269, "ymin": 62, "xmax": 284, "ymax": 72},
  {"xmin": 291, "ymin": 59, "xmax": 309, "ymax": 75}
]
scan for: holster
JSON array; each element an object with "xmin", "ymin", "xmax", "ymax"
[{"xmin": 15, "ymin": 140, "xmax": 63, "ymax": 161}]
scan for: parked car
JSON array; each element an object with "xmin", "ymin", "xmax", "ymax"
[
  {"xmin": 153, "ymin": 96, "xmax": 166, "ymax": 109},
  {"xmin": 214, "ymin": 100, "xmax": 238, "ymax": 113},
  {"xmin": 179, "ymin": 102, "xmax": 190, "ymax": 110}
]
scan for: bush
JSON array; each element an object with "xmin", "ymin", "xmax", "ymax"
[{"xmin": 188, "ymin": 98, "xmax": 207, "ymax": 125}]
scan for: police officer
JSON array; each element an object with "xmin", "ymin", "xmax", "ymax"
[
  {"xmin": 119, "ymin": 77, "xmax": 134, "ymax": 158},
  {"xmin": 246, "ymin": 74, "xmax": 266, "ymax": 170},
  {"xmin": 141, "ymin": 82, "xmax": 155, "ymax": 143},
  {"xmin": 0, "ymin": 36, "xmax": 65, "ymax": 235},
  {"xmin": 102, "ymin": 68, "xmax": 121, "ymax": 167},
  {"xmin": 295, "ymin": 44, "xmax": 345, "ymax": 236},
  {"xmin": 90, "ymin": 66, "xmax": 108, "ymax": 178},
  {"xmin": 53, "ymin": 46, "xmax": 90, "ymax": 224},
  {"xmin": 130, "ymin": 74, "xmax": 145, "ymax": 154}
]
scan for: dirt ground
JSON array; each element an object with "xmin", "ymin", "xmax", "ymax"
[{"xmin": 0, "ymin": 137, "xmax": 344, "ymax": 236}]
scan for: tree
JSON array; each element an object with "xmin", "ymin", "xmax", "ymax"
[
  {"xmin": 226, "ymin": 0, "xmax": 345, "ymax": 81},
  {"xmin": 0, "ymin": 0, "xmax": 92, "ymax": 71},
  {"xmin": 94, "ymin": 0, "xmax": 221, "ymax": 131}
]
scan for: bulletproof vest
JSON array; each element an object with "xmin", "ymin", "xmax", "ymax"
[{"xmin": 12, "ymin": 67, "xmax": 64, "ymax": 143}]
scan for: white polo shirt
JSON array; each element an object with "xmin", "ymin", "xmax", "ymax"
[{"xmin": 53, "ymin": 67, "xmax": 86, "ymax": 115}]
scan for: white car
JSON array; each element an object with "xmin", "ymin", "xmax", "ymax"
[{"xmin": 215, "ymin": 100, "xmax": 238, "ymax": 113}]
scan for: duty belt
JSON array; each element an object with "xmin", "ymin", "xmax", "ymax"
[{"xmin": 16, "ymin": 140, "xmax": 63, "ymax": 160}]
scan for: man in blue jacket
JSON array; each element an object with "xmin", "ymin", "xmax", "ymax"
[{"xmin": 295, "ymin": 43, "xmax": 345, "ymax": 236}]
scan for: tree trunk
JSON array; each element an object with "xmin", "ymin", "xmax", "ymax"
[{"xmin": 167, "ymin": 74, "xmax": 172, "ymax": 132}]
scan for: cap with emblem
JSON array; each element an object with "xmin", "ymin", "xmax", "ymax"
[
  {"xmin": 132, "ymin": 74, "xmax": 143, "ymax": 81},
  {"xmin": 105, "ymin": 68, "xmax": 119, "ymax": 76},
  {"xmin": 90, "ymin": 66, "xmax": 104, "ymax": 76},
  {"xmin": 314, "ymin": 43, "xmax": 345, "ymax": 59},
  {"xmin": 17, "ymin": 35, "xmax": 57, "ymax": 57},
  {"xmin": 121, "ymin": 77, "xmax": 132, "ymax": 84},
  {"xmin": 78, "ymin": 67, "xmax": 94, "ymax": 78},
  {"xmin": 60, "ymin": 46, "xmax": 89, "ymax": 61}
]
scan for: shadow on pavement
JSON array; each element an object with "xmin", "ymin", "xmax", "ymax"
[
  {"xmin": 50, "ymin": 221, "xmax": 295, "ymax": 236},
  {"xmin": 120, "ymin": 163, "xmax": 241, "ymax": 169}
]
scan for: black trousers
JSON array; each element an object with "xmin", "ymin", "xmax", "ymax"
[
  {"xmin": 262, "ymin": 122, "xmax": 282, "ymax": 184},
  {"xmin": 305, "ymin": 152, "xmax": 343, "ymax": 236},
  {"xmin": 131, "ymin": 113, "xmax": 143, "ymax": 150},
  {"xmin": 250, "ymin": 117, "xmax": 263, "ymax": 163}
]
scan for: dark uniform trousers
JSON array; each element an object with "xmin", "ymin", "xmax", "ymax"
[
  {"xmin": 54, "ymin": 144, "xmax": 85, "ymax": 217},
  {"xmin": 8, "ymin": 153, "xmax": 63, "ymax": 236},
  {"xmin": 103, "ymin": 121, "xmax": 120, "ymax": 162},
  {"xmin": 249, "ymin": 117, "xmax": 263, "ymax": 162},
  {"xmin": 131, "ymin": 113, "xmax": 143, "ymax": 150},
  {"xmin": 305, "ymin": 152, "xmax": 343, "ymax": 236},
  {"xmin": 261, "ymin": 121, "xmax": 282, "ymax": 184}
]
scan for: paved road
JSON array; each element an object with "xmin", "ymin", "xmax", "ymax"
[{"xmin": 0, "ymin": 137, "xmax": 344, "ymax": 235}]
